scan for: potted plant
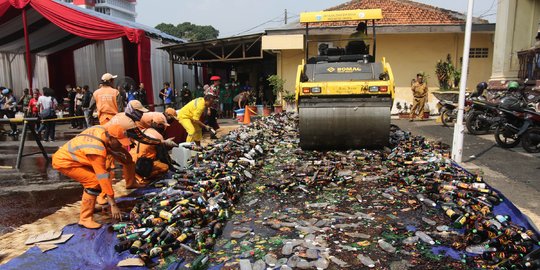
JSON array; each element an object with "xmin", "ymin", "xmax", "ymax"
[
  {"xmin": 246, "ymin": 99, "xmax": 258, "ymax": 117},
  {"xmin": 435, "ymin": 54, "xmax": 454, "ymax": 91},
  {"xmin": 396, "ymin": 102, "xmax": 410, "ymax": 119},
  {"xmin": 263, "ymin": 105, "xmax": 272, "ymax": 116},
  {"xmin": 283, "ymin": 93, "xmax": 296, "ymax": 111},
  {"xmin": 452, "ymin": 68, "xmax": 461, "ymax": 88},
  {"xmin": 273, "ymin": 102, "xmax": 283, "ymax": 113},
  {"xmin": 267, "ymin": 75, "xmax": 286, "ymax": 112}
]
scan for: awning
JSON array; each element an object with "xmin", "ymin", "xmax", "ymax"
[
  {"xmin": 161, "ymin": 33, "xmax": 263, "ymax": 64},
  {"xmin": 0, "ymin": 0, "xmax": 182, "ymax": 100}
]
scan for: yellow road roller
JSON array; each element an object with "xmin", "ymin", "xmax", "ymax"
[{"xmin": 296, "ymin": 9, "xmax": 395, "ymax": 150}]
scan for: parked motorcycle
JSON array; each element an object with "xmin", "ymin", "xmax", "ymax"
[
  {"xmin": 493, "ymin": 94, "xmax": 529, "ymax": 148},
  {"xmin": 466, "ymin": 96, "xmax": 504, "ymax": 135},
  {"xmin": 437, "ymin": 100, "xmax": 457, "ymax": 127},
  {"xmin": 437, "ymin": 95, "xmax": 472, "ymax": 127},
  {"xmin": 520, "ymin": 110, "xmax": 540, "ymax": 153}
]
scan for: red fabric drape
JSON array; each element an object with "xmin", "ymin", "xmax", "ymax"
[
  {"xmin": 22, "ymin": 8, "xmax": 32, "ymax": 90},
  {"xmin": 137, "ymin": 35, "xmax": 154, "ymax": 106},
  {"xmin": 2, "ymin": 0, "xmax": 142, "ymax": 42},
  {"xmin": 30, "ymin": 0, "xmax": 142, "ymax": 42},
  {"xmin": 1, "ymin": 0, "xmax": 154, "ymax": 101},
  {"xmin": 0, "ymin": 1, "xmax": 10, "ymax": 16},
  {"xmin": 47, "ymin": 48, "xmax": 75, "ymax": 99}
]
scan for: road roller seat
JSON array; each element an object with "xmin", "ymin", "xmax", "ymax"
[{"xmin": 346, "ymin": 40, "xmax": 369, "ymax": 55}]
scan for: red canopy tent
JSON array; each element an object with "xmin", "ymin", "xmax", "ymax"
[{"xmin": 0, "ymin": 0, "xmax": 163, "ymax": 104}]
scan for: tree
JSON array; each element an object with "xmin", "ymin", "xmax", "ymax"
[{"xmin": 156, "ymin": 22, "xmax": 219, "ymax": 41}]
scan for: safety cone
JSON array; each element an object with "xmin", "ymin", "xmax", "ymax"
[{"xmin": 243, "ymin": 106, "xmax": 251, "ymax": 124}]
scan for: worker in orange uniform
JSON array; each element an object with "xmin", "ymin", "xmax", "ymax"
[
  {"xmin": 164, "ymin": 108, "xmax": 178, "ymax": 124},
  {"xmin": 95, "ymin": 103, "xmax": 176, "ymax": 197},
  {"xmin": 90, "ymin": 73, "xmax": 123, "ymax": 125},
  {"xmin": 102, "ymin": 100, "xmax": 151, "ymax": 190},
  {"xmin": 177, "ymin": 94, "xmax": 216, "ymax": 145},
  {"xmin": 131, "ymin": 113, "xmax": 171, "ymax": 184},
  {"xmin": 52, "ymin": 124, "xmax": 131, "ymax": 229},
  {"xmin": 94, "ymin": 105, "xmax": 178, "ymax": 205}
]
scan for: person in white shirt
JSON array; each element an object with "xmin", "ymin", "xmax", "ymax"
[{"xmin": 37, "ymin": 87, "xmax": 58, "ymax": 142}]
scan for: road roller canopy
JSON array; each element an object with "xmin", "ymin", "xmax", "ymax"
[
  {"xmin": 300, "ymin": 9, "xmax": 383, "ymax": 23},
  {"xmin": 305, "ymin": 62, "xmax": 384, "ymax": 82}
]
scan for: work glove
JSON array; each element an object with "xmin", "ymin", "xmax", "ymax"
[{"xmin": 162, "ymin": 137, "xmax": 178, "ymax": 148}]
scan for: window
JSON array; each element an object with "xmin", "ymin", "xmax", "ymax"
[
  {"xmin": 469, "ymin": 48, "xmax": 489, "ymax": 58},
  {"xmin": 95, "ymin": 7, "xmax": 111, "ymax": 15}
]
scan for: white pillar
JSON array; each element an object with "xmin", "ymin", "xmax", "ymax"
[
  {"xmin": 491, "ymin": 0, "xmax": 540, "ymax": 82},
  {"xmin": 452, "ymin": 0, "xmax": 474, "ymax": 163}
]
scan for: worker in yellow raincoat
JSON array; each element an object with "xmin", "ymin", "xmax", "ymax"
[{"xmin": 177, "ymin": 94, "xmax": 216, "ymax": 145}]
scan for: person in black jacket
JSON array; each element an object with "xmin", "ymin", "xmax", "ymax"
[
  {"xmin": 81, "ymin": 85, "xmax": 93, "ymax": 127},
  {"xmin": 181, "ymin": 82, "xmax": 192, "ymax": 107},
  {"xmin": 67, "ymin": 84, "xmax": 77, "ymax": 128},
  {"xmin": 138, "ymin": 83, "xmax": 148, "ymax": 106}
]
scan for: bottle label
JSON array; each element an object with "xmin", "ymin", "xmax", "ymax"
[{"xmin": 159, "ymin": 210, "xmax": 173, "ymax": 221}]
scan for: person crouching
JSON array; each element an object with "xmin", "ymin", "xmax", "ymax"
[
  {"xmin": 130, "ymin": 113, "xmax": 171, "ymax": 184},
  {"xmin": 52, "ymin": 124, "xmax": 131, "ymax": 229}
]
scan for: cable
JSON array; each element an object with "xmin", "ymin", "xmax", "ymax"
[
  {"xmin": 232, "ymin": 14, "xmax": 285, "ymax": 36},
  {"xmin": 476, "ymin": 0, "xmax": 496, "ymax": 18}
]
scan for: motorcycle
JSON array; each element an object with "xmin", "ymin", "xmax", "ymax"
[
  {"xmin": 493, "ymin": 94, "xmax": 529, "ymax": 148},
  {"xmin": 520, "ymin": 110, "xmax": 540, "ymax": 153},
  {"xmin": 437, "ymin": 94, "xmax": 472, "ymax": 127},
  {"xmin": 437, "ymin": 100, "xmax": 457, "ymax": 127},
  {"xmin": 465, "ymin": 94, "xmax": 504, "ymax": 135}
]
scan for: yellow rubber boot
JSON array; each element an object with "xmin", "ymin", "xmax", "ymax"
[{"xmin": 79, "ymin": 192, "xmax": 102, "ymax": 229}]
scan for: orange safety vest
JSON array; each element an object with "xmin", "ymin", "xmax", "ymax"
[
  {"xmin": 130, "ymin": 128, "xmax": 163, "ymax": 161},
  {"xmin": 93, "ymin": 86, "xmax": 119, "ymax": 117},
  {"xmin": 52, "ymin": 126, "xmax": 114, "ymax": 195}
]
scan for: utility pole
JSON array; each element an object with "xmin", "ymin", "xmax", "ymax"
[
  {"xmin": 284, "ymin": 9, "xmax": 288, "ymax": 25},
  {"xmin": 451, "ymin": 0, "xmax": 474, "ymax": 163}
]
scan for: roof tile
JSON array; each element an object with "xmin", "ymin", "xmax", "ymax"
[{"xmin": 307, "ymin": 0, "xmax": 488, "ymax": 27}]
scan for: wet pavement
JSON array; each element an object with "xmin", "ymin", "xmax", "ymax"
[{"xmin": 0, "ymin": 125, "xmax": 84, "ymax": 235}]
